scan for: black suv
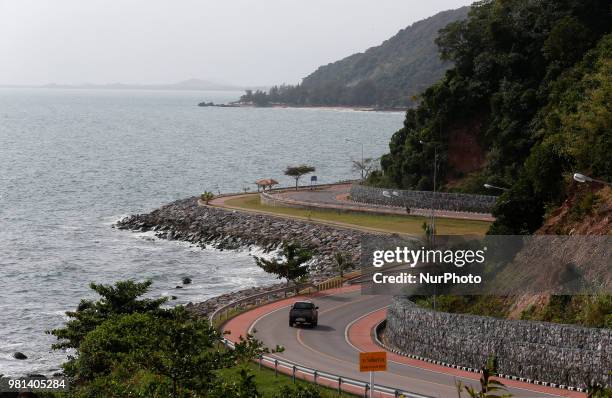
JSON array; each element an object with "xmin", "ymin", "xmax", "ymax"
[{"xmin": 289, "ymin": 301, "xmax": 318, "ymax": 327}]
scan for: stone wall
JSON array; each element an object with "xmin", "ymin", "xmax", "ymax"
[
  {"xmin": 385, "ymin": 296, "xmax": 611, "ymax": 388},
  {"xmin": 350, "ymin": 184, "xmax": 496, "ymax": 213}
]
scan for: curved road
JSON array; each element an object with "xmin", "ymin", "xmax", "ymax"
[
  {"xmin": 224, "ymin": 288, "xmax": 584, "ymax": 398},
  {"xmin": 275, "ymin": 184, "xmax": 495, "ymax": 222}
]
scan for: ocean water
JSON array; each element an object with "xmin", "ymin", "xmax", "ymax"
[{"xmin": 0, "ymin": 88, "xmax": 403, "ymax": 376}]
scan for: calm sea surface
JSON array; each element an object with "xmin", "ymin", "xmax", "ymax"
[{"xmin": 0, "ymin": 88, "xmax": 403, "ymax": 376}]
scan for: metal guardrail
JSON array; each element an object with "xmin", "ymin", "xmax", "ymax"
[
  {"xmin": 209, "ymin": 269, "xmax": 433, "ymax": 398},
  {"xmin": 221, "ymin": 338, "xmax": 433, "ymax": 398},
  {"xmin": 209, "ymin": 283, "xmax": 316, "ymax": 324},
  {"xmin": 209, "ymin": 271, "xmax": 363, "ymax": 324}
]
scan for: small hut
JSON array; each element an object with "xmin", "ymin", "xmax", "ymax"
[{"xmin": 255, "ymin": 178, "xmax": 279, "ymax": 192}]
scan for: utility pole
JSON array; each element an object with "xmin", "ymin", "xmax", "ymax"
[
  {"xmin": 432, "ymin": 145, "xmax": 437, "ymax": 243},
  {"xmin": 420, "ymin": 140, "xmax": 438, "ymax": 312}
]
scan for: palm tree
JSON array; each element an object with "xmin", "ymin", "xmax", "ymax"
[
  {"xmin": 456, "ymin": 366, "xmax": 512, "ymax": 398},
  {"xmin": 200, "ymin": 191, "xmax": 215, "ymax": 204}
]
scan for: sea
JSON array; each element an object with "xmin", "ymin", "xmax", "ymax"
[{"xmin": 0, "ymin": 88, "xmax": 403, "ymax": 376}]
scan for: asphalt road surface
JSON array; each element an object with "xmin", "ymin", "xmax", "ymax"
[{"xmin": 249, "ymin": 289, "xmax": 571, "ymax": 398}]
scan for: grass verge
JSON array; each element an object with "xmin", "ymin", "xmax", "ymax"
[
  {"xmin": 222, "ymin": 194, "xmax": 490, "ymax": 235},
  {"xmin": 217, "ymin": 363, "xmax": 353, "ymax": 397}
]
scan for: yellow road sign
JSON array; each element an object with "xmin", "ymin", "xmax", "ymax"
[{"xmin": 359, "ymin": 351, "xmax": 387, "ymax": 372}]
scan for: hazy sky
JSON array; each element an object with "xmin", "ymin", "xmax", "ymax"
[{"xmin": 0, "ymin": 0, "xmax": 472, "ymax": 86}]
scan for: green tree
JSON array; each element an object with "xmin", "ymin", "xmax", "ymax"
[
  {"xmin": 332, "ymin": 252, "xmax": 353, "ymax": 278},
  {"xmin": 254, "ymin": 242, "xmax": 313, "ymax": 291},
  {"xmin": 231, "ymin": 332, "xmax": 276, "ymax": 365},
  {"xmin": 201, "ymin": 191, "xmax": 215, "ymax": 204},
  {"xmin": 456, "ymin": 366, "xmax": 512, "ymax": 398},
  {"xmin": 284, "ymin": 165, "xmax": 316, "ymax": 190},
  {"xmin": 488, "ymin": 179, "xmax": 544, "ymax": 235},
  {"xmin": 48, "ymin": 280, "xmax": 167, "ymax": 350},
  {"xmin": 149, "ymin": 307, "xmax": 226, "ymax": 397},
  {"xmin": 352, "ymin": 158, "xmax": 376, "ymax": 180},
  {"xmin": 587, "ymin": 381, "xmax": 612, "ymax": 398},
  {"xmin": 68, "ymin": 308, "xmax": 226, "ymax": 395},
  {"xmin": 274, "ymin": 384, "xmax": 324, "ymax": 398},
  {"xmin": 543, "ymin": 16, "xmax": 594, "ymax": 67},
  {"xmin": 209, "ymin": 367, "xmax": 261, "ymax": 398},
  {"xmin": 57, "ymin": 296, "xmax": 277, "ymax": 397}
]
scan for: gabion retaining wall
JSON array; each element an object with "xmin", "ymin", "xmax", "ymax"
[
  {"xmin": 385, "ymin": 296, "xmax": 611, "ymax": 388},
  {"xmin": 350, "ymin": 184, "xmax": 496, "ymax": 213}
]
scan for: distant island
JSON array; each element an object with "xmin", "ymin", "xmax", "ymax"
[
  {"xmin": 196, "ymin": 97, "xmax": 395, "ymax": 111},
  {"xmin": 0, "ymin": 78, "xmax": 263, "ymax": 92}
]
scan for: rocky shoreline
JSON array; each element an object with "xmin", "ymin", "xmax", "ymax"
[{"xmin": 115, "ymin": 196, "xmax": 377, "ymax": 317}]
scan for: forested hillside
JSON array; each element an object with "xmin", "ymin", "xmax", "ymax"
[
  {"xmin": 239, "ymin": 7, "xmax": 469, "ymax": 108},
  {"xmin": 371, "ymin": 0, "xmax": 612, "ymax": 235}
]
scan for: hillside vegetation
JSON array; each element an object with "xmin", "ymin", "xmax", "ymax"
[
  {"xmin": 393, "ymin": 0, "xmax": 611, "ymax": 328},
  {"xmin": 371, "ymin": 0, "xmax": 612, "ymax": 235},
  {"xmin": 239, "ymin": 7, "xmax": 469, "ymax": 108}
]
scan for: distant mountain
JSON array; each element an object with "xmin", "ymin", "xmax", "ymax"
[
  {"xmin": 239, "ymin": 7, "xmax": 469, "ymax": 108},
  {"xmin": 302, "ymin": 7, "xmax": 469, "ymax": 102},
  {"xmin": 2, "ymin": 79, "xmax": 245, "ymax": 91}
]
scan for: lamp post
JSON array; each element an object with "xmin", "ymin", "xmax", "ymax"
[
  {"xmin": 382, "ymin": 190, "xmax": 399, "ymax": 200},
  {"xmin": 573, "ymin": 172, "xmax": 611, "ymax": 186},
  {"xmin": 419, "ymin": 140, "xmax": 438, "ymax": 240},
  {"xmin": 483, "ymin": 183, "xmax": 509, "ymax": 192},
  {"xmin": 382, "ymin": 188, "xmax": 436, "ymax": 311},
  {"xmin": 383, "ymin": 190, "xmax": 412, "ymax": 213},
  {"xmin": 346, "ymin": 138, "xmax": 365, "ymax": 180}
]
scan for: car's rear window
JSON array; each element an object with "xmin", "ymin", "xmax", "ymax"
[{"xmin": 293, "ymin": 302, "xmax": 314, "ymax": 309}]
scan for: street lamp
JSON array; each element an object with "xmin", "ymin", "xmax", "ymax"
[
  {"xmin": 483, "ymin": 183, "xmax": 509, "ymax": 192},
  {"xmin": 381, "ymin": 189, "xmax": 435, "ymax": 309},
  {"xmin": 382, "ymin": 190, "xmax": 406, "ymax": 211},
  {"xmin": 382, "ymin": 190, "xmax": 400, "ymax": 198},
  {"xmin": 346, "ymin": 138, "xmax": 365, "ymax": 180},
  {"xmin": 573, "ymin": 172, "xmax": 611, "ymax": 186},
  {"xmin": 419, "ymin": 140, "xmax": 438, "ymax": 239}
]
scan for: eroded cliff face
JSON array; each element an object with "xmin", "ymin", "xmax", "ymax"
[
  {"xmin": 519, "ymin": 184, "xmax": 611, "ymax": 289},
  {"xmin": 538, "ymin": 184, "xmax": 611, "ymax": 236},
  {"xmin": 446, "ymin": 113, "xmax": 488, "ymax": 178},
  {"xmin": 506, "ymin": 184, "xmax": 611, "ymax": 318}
]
